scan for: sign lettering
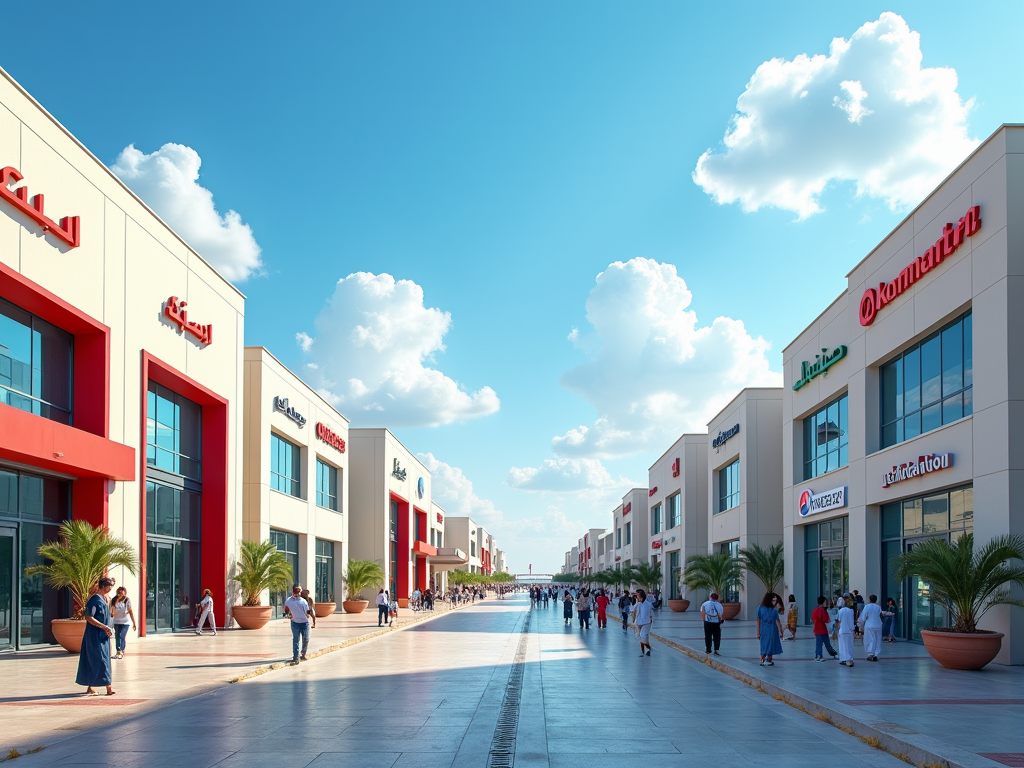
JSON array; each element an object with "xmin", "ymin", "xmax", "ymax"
[
  {"xmin": 712, "ymin": 424, "xmax": 740, "ymax": 449},
  {"xmin": 0, "ymin": 166, "xmax": 81, "ymax": 248},
  {"xmin": 798, "ymin": 486, "xmax": 847, "ymax": 517},
  {"xmin": 793, "ymin": 346, "xmax": 847, "ymax": 390},
  {"xmin": 273, "ymin": 397, "xmax": 306, "ymax": 427},
  {"xmin": 315, "ymin": 422, "xmax": 346, "ymax": 453},
  {"xmin": 392, "ymin": 458, "xmax": 407, "ymax": 481},
  {"xmin": 164, "ymin": 296, "xmax": 213, "ymax": 346},
  {"xmin": 882, "ymin": 453, "xmax": 952, "ymax": 488}
]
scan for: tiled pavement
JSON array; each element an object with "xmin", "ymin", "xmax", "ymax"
[{"xmin": 7, "ymin": 595, "xmax": 919, "ymax": 768}]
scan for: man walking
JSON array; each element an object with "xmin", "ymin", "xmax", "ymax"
[
  {"xmin": 700, "ymin": 591, "xmax": 724, "ymax": 656},
  {"xmin": 376, "ymin": 588, "xmax": 388, "ymax": 626},
  {"xmin": 283, "ymin": 584, "xmax": 313, "ymax": 663},
  {"xmin": 811, "ymin": 595, "xmax": 838, "ymax": 661},
  {"xmin": 618, "ymin": 591, "xmax": 632, "ymax": 632},
  {"xmin": 859, "ymin": 594, "xmax": 883, "ymax": 662}
]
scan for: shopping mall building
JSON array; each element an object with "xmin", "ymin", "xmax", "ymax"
[{"xmin": 783, "ymin": 125, "xmax": 1024, "ymax": 664}]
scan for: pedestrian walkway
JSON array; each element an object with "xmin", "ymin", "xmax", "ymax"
[
  {"xmin": 9, "ymin": 594, "xmax": 912, "ymax": 768},
  {"xmin": 0, "ymin": 598, "xmax": 465, "ymax": 759},
  {"xmin": 635, "ymin": 606, "xmax": 1024, "ymax": 768}
]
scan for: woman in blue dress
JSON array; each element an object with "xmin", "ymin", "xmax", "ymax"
[
  {"xmin": 756, "ymin": 592, "xmax": 784, "ymax": 666},
  {"xmin": 77, "ymin": 576, "xmax": 116, "ymax": 696}
]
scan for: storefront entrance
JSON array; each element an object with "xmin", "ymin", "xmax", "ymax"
[
  {"xmin": 0, "ymin": 527, "xmax": 14, "ymax": 651},
  {"xmin": 820, "ymin": 549, "xmax": 849, "ymax": 606},
  {"xmin": 146, "ymin": 538, "xmax": 198, "ymax": 632},
  {"xmin": 904, "ymin": 537, "xmax": 946, "ymax": 641},
  {"xmin": 804, "ymin": 516, "xmax": 848, "ymax": 619}
]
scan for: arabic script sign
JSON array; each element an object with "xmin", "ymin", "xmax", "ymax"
[
  {"xmin": 882, "ymin": 453, "xmax": 952, "ymax": 488},
  {"xmin": 392, "ymin": 458, "xmax": 407, "ymax": 481},
  {"xmin": 164, "ymin": 296, "xmax": 212, "ymax": 346},
  {"xmin": 860, "ymin": 206, "xmax": 980, "ymax": 326},
  {"xmin": 793, "ymin": 346, "xmax": 847, "ymax": 390},
  {"xmin": 622, "ymin": 502, "xmax": 631, "ymax": 515},
  {"xmin": 0, "ymin": 166, "xmax": 81, "ymax": 248},
  {"xmin": 315, "ymin": 423, "xmax": 346, "ymax": 453},
  {"xmin": 273, "ymin": 396, "xmax": 306, "ymax": 427},
  {"xmin": 712, "ymin": 424, "xmax": 740, "ymax": 449}
]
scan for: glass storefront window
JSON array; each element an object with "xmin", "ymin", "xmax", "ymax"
[
  {"xmin": 269, "ymin": 529, "xmax": 299, "ymax": 619},
  {"xmin": 650, "ymin": 504, "xmax": 661, "ymax": 535},
  {"xmin": 0, "ymin": 297, "xmax": 73, "ymax": 425},
  {"xmin": 717, "ymin": 541, "xmax": 740, "ymax": 602},
  {"xmin": 803, "ymin": 393, "xmax": 849, "ymax": 480},
  {"xmin": 668, "ymin": 550, "xmax": 680, "ymax": 599},
  {"xmin": 718, "ymin": 460, "xmax": 740, "ymax": 513},
  {"xmin": 316, "ymin": 459, "xmax": 338, "ymax": 511},
  {"xmin": 667, "ymin": 494, "xmax": 681, "ymax": 528},
  {"xmin": 315, "ymin": 539, "xmax": 334, "ymax": 603},
  {"xmin": 803, "ymin": 517, "xmax": 849, "ymax": 621},
  {"xmin": 880, "ymin": 312, "xmax": 972, "ymax": 449},
  {"xmin": 271, "ymin": 434, "xmax": 301, "ymax": 497},
  {"xmin": 146, "ymin": 383, "xmax": 202, "ymax": 480}
]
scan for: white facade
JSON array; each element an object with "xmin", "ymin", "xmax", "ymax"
[{"xmin": 445, "ymin": 517, "xmax": 482, "ymax": 574}]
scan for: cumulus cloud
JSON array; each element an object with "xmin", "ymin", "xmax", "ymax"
[
  {"xmin": 300, "ymin": 273, "xmax": 499, "ymax": 428},
  {"xmin": 507, "ymin": 458, "xmax": 616, "ymax": 492},
  {"xmin": 693, "ymin": 12, "xmax": 978, "ymax": 219},
  {"xmin": 112, "ymin": 144, "xmax": 262, "ymax": 281},
  {"xmin": 553, "ymin": 257, "xmax": 780, "ymax": 458}
]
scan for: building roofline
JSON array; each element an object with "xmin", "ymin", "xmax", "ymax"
[
  {"xmin": 706, "ymin": 386, "xmax": 783, "ymax": 428},
  {"xmin": 649, "ymin": 432, "xmax": 708, "ymax": 470},
  {"xmin": 244, "ymin": 346, "xmax": 350, "ymax": 426}
]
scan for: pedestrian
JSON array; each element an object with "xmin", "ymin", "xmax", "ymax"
[
  {"xmin": 700, "ymin": 591, "xmax": 724, "ymax": 656},
  {"xmin": 195, "ymin": 588, "xmax": 216, "ymax": 635},
  {"xmin": 882, "ymin": 597, "xmax": 898, "ymax": 642},
  {"xmin": 283, "ymin": 584, "xmax": 312, "ymax": 663},
  {"xmin": 859, "ymin": 594, "xmax": 883, "ymax": 661},
  {"xmin": 376, "ymin": 588, "xmax": 389, "ymax": 626},
  {"xmin": 77, "ymin": 576, "xmax": 115, "ymax": 696},
  {"xmin": 634, "ymin": 588, "xmax": 653, "ymax": 656},
  {"xmin": 300, "ymin": 589, "xmax": 317, "ymax": 629},
  {"xmin": 783, "ymin": 594, "xmax": 799, "ymax": 641},
  {"xmin": 109, "ymin": 586, "xmax": 136, "ymax": 660},
  {"xmin": 757, "ymin": 593, "xmax": 784, "ymax": 666},
  {"xmin": 562, "ymin": 590, "xmax": 574, "ymax": 625},
  {"xmin": 837, "ymin": 592, "xmax": 856, "ymax": 667},
  {"xmin": 388, "ymin": 594, "xmax": 398, "ymax": 626},
  {"xmin": 811, "ymin": 596, "xmax": 838, "ymax": 661},
  {"xmin": 618, "ymin": 591, "xmax": 631, "ymax": 632},
  {"xmin": 595, "ymin": 589, "xmax": 610, "ymax": 629},
  {"xmin": 577, "ymin": 590, "xmax": 592, "ymax": 629},
  {"xmin": 542, "ymin": 588, "xmax": 550, "ymax": 608}
]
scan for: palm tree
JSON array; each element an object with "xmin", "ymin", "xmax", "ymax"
[
  {"xmin": 895, "ymin": 534, "xmax": 1024, "ymax": 633},
  {"xmin": 615, "ymin": 565, "xmax": 637, "ymax": 591},
  {"xmin": 233, "ymin": 539, "xmax": 294, "ymax": 606},
  {"xmin": 344, "ymin": 559, "xmax": 386, "ymax": 599},
  {"xmin": 738, "ymin": 541, "xmax": 785, "ymax": 596},
  {"xmin": 631, "ymin": 562, "xmax": 662, "ymax": 593},
  {"xmin": 26, "ymin": 520, "xmax": 138, "ymax": 619},
  {"xmin": 682, "ymin": 552, "xmax": 744, "ymax": 601}
]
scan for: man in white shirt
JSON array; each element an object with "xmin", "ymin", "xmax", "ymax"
[
  {"xmin": 836, "ymin": 592, "xmax": 856, "ymax": 667},
  {"xmin": 376, "ymin": 589, "xmax": 389, "ymax": 626},
  {"xmin": 283, "ymin": 584, "xmax": 313, "ymax": 663},
  {"xmin": 700, "ymin": 592, "xmax": 724, "ymax": 655},
  {"xmin": 195, "ymin": 589, "xmax": 216, "ymax": 636},
  {"xmin": 858, "ymin": 594, "xmax": 884, "ymax": 661}
]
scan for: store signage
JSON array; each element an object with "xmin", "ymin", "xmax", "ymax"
[
  {"xmin": 649, "ymin": 487, "xmax": 657, "ymax": 497},
  {"xmin": 417, "ymin": 477, "xmax": 425, "ymax": 499},
  {"xmin": 0, "ymin": 166, "xmax": 81, "ymax": 248},
  {"xmin": 651, "ymin": 540, "xmax": 662, "ymax": 549},
  {"xmin": 163, "ymin": 296, "xmax": 213, "ymax": 346},
  {"xmin": 712, "ymin": 424, "xmax": 740, "ymax": 449},
  {"xmin": 671, "ymin": 458, "xmax": 680, "ymax": 477},
  {"xmin": 798, "ymin": 486, "xmax": 847, "ymax": 517},
  {"xmin": 859, "ymin": 206, "xmax": 980, "ymax": 327},
  {"xmin": 315, "ymin": 422, "xmax": 346, "ymax": 453},
  {"xmin": 436, "ymin": 512, "xmax": 444, "ymax": 524},
  {"xmin": 793, "ymin": 346, "xmax": 847, "ymax": 390},
  {"xmin": 392, "ymin": 458, "xmax": 407, "ymax": 481},
  {"xmin": 623, "ymin": 502, "xmax": 631, "ymax": 515},
  {"xmin": 882, "ymin": 453, "xmax": 952, "ymax": 488},
  {"xmin": 615, "ymin": 556, "xmax": 621, "ymax": 562},
  {"xmin": 273, "ymin": 396, "xmax": 306, "ymax": 427}
]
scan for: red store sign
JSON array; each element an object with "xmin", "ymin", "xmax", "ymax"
[
  {"xmin": 622, "ymin": 502, "xmax": 631, "ymax": 515},
  {"xmin": 436, "ymin": 512, "xmax": 444, "ymax": 524},
  {"xmin": 671, "ymin": 458, "xmax": 680, "ymax": 477},
  {"xmin": 648, "ymin": 487, "xmax": 657, "ymax": 497},
  {"xmin": 859, "ymin": 206, "xmax": 980, "ymax": 327},
  {"xmin": 0, "ymin": 166, "xmax": 81, "ymax": 248},
  {"xmin": 651, "ymin": 541, "xmax": 662, "ymax": 549},
  {"xmin": 164, "ymin": 296, "xmax": 213, "ymax": 346},
  {"xmin": 316, "ymin": 422, "xmax": 346, "ymax": 453}
]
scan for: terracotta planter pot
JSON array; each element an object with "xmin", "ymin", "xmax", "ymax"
[
  {"xmin": 721, "ymin": 602, "xmax": 741, "ymax": 621},
  {"xmin": 51, "ymin": 618, "xmax": 87, "ymax": 653},
  {"xmin": 666, "ymin": 599, "xmax": 690, "ymax": 613},
  {"xmin": 921, "ymin": 629, "xmax": 1004, "ymax": 670},
  {"xmin": 313, "ymin": 602, "xmax": 337, "ymax": 618},
  {"xmin": 342, "ymin": 600, "xmax": 369, "ymax": 614},
  {"xmin": 232, "ymin": 605, "xmax": 272, "ymax": 630},
  {"xmin": 398, "ymin": 598, "xmax": 409, "ymax": 609}
]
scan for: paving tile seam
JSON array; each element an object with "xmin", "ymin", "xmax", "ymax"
[{"xmin": 607, "ymin": 613, "xmax": 1001, "ymax": 768}]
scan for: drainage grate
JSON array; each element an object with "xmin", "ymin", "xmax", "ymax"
[{"xmin": 486, "ymin": 610, "xmax": 532, "ymax": 768}]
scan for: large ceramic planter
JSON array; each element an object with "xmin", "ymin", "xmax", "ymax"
[
  {"xmin": 398, "ymin": 598, "xmax": 409, "ymax": 609},
  {"xmin": 342, "ymin": 599, "xmax": 369, "ymax": 614},
  {"xmin": 232, "ymin": 605, "xmax": 272, "ymax": 630},
  {"xmin": 722, "ymin": 602, "xmax": 741, "ymax": 621},
  {"xmin": 313, "ymin": 602, "xmax": 337, "ymax": 618},
  {"xmin": 51, "ymin": 618, "xmax": 87, "ymax": 653},
  {"xmin": 921, "ymin": 629, "xmax": 1004, "ymax": 670},
  {"xmin": 666, "ymin": 599, "xmax": 690, "ymax": 613}
]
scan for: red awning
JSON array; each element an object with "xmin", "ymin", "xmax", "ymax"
[{"xmin": 412, "ymin": 540, "xmax": 438, "ymax": 558}]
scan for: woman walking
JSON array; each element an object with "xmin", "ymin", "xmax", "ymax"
[
  {"xmin": 783, "ymin": 594, "xmax": 799, "ymax": 641},
  {"xmin": 595, "ymin": 590, "xmax": 610, "ymax": 629},
  {"xmin": 756, "ymin": 593, "xmax": 784, "ymax": 666},
  {"xmin": 577, "ymin": 590, "xmax": 592, "ymax": 630},
  {"xmin": 859, "ymin": 594, "xmax": 883, "ymax": 661},
  {"xmin": 562, "ymin": 590, "xmax": 574, "ymax": 625},
  {"xmin": 77, "ymin": 576, "xmax": 116, "ymax": 696},
  {"xmin": 634, "ymin": 589, "xmax": 653, "ymax": 656},
  {"xmin": 881, "ymin": 597, "xmax": 898, "ymax": 642},
  {"xmin": 109, "ymin": 586, "xmax": 136, "ymax": 660}
]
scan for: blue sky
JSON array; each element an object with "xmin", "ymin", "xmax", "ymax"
[{"xmin": 4, "ymin": 2, "xmax": 1022, "ymax": 573}]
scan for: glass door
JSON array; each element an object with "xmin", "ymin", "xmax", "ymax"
[
  {"xmin": 0, "ymin": 528, "xmax": 15, "ymax": 651},
  {"xmin": 146, "ymin": 540, "xmax": 176, "ymax": 633},
  {"xmin": 905, "ymin": 537, "xmax": 946, "ymax": 641},
  {"xmin": 820, "ymin": 549, "xmax": 848, "ymax": 606}
]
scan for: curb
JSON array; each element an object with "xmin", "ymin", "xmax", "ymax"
[{"xmin": 612, "ymin": 615, "xmax": 998, "ymax": 768}]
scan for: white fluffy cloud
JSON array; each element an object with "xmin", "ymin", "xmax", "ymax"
[
  {"xmin": 693, "ymin": 12, "xmax": 978, "ymax": 219},
  {"xmin": 112, "ymin": 144, "xmax": 262, "ymax": 281},
  {"xmin": 507, "ymin": 458, "xmax": 616, "ymax": 492},
  {"xmin": 299, "ymin": 273, "xmax": 499, "ymax": 428},
  {"xmin": 553, "ymin": 257, "xmax": 780, "ymax": 458}
]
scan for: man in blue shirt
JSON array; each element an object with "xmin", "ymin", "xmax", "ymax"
[{"xmin": 283, "ymin": 584, "xmax": 313, "ymax": 664}]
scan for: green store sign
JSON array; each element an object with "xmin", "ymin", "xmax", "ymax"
[{"xmin": 793, "ymin": 345, "xmax": 847, "ymax": 391}]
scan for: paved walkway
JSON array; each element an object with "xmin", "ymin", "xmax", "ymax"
[
  {"xmin": 9, "ymin": 595, "xmax": 914, "ymax": 768},
  {"xmin": 0, "ymin": 598, "xmax": 469, "ymax": 758}
]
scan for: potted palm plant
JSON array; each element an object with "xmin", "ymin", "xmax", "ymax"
[
  {"xmin": 895, "ymin": 533, "xmax": 1024, "ymax": 670},
  {"xmin": 738, "ymin": 541, "xmax": 784, "ymax": 598},
  {"xmin": 342, "ymin": 559, "xmax": 385, "ymax": 614},
  {"xmin": 232, "ymin": 539, "xmax": 293, "ymax": 630},
  {"xmin": 26, "ymin": 520, "xmax": 138, "ymax": 653},
  {"xmin": 683, "ymin": 552, "xmax": 744, "ymax": 620}
]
